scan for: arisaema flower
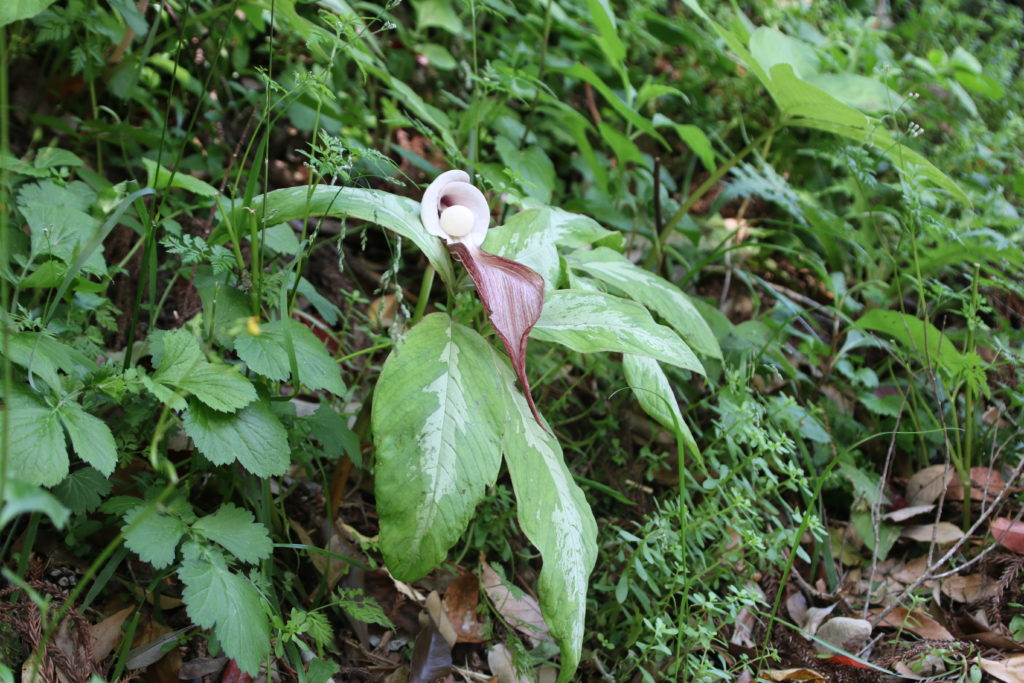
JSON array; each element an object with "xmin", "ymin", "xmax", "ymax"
[{"xmin": 421, "ymin": 170, "xmax": 545, "ymax": 425}]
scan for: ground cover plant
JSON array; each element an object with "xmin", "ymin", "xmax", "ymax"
[{"xmin": 1, "ymin": 0, "xmax": 1022, "ymax": 681}]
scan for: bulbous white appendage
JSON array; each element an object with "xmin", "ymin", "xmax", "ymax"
[{"xmin": 439, "ymin": 205, "xmax": 475, "ymax": 238}]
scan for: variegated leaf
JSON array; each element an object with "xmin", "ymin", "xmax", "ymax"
[
  {"xmin": 531, "ymin": 290, "xmax": 704, "ymax": 373},
  {"xmin": 372, "ymin": 314, "xmax": 507, "ymax": 580},
  {"xmin": 569, "ymin": 247, "xmax": 722, "ymax": 359},
  {"xmin": 623, "ymin": 354, "xmax": 698, "ymax": 455}
]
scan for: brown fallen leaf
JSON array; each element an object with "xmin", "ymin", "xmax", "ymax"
[
  {"xmin": 939, "ymin": 573, "xmax": 1000, "ymax": 603},
  {"xmin": 812, "ymin": 617, "xmax": 872, "ymax": 656},
  {"xmin": 425, "ymin": 590, "xmax": 458, "ymax": 648},
  {"xmin": 947, "ymin": 466, "xmax": 1008, "ymax": 502},
  {"xmin": 900, "ymin": 522, "xmax": 965, "ymax": 544},
  {"xmin": 981, "ymin": 655, "xmax": 1024, "ymax": 683},
  {"xmin": 906, "ymin": 465, "xmax": 954, "ymax": 506},
  {"xmin": 443, "ymin": 574, "xmax": 485, "ymax": 644},
  {"xmin": 992, "ymin": 518, "xmax": 1024, "ymax": 554},
  {"xmin": 872, "ymin": 606, "xmax": 954, "ymax": 640},
  {"xmin": 480, "ymin": 559, "xmax": 551, "ymax": 645},
  {"xmin": 891, "ymin": 555, "xmax": 932, "ymax": 584},
  {"xmin": 758, "ymin": 668, "xmax": 827, "ymax": 681},
  {"xmin": 88, "ymin": 606, "xmax": 134, "ymax": 664}
]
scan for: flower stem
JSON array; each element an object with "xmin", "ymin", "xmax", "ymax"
[{"xmin": 412, "ymin": 265, "xmax": 435, "ymax": 325}]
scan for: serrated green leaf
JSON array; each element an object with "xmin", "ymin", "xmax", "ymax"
[
  {"xmin": 234, "ymin": 330, "xmax": 291, "ymax": 382},
  {"xmin": 569, "ymin": 248, "xmax": 722, "ymax": 359},
  {"xmin": 498, "ymin": 348, "xmax": 596, "ymax": 683},
  {"xmin": 122, "ymin": 504, "xmax": 188, "ymax": 569},
  {"xmin": 57, "ymin": 401, "xmax": 117, "ymax": 476},
  {"xmin": 0, "ymin": 389, "xmax": 68, "ymax": 487},
  {"xmin": 20, "ymin": 203, "xmax": 106, "ymax": 274},
  {"xmin": 192, "ymin": 503, "xmax": 272, "ymax": 564},
  {"xmin": 531, "ymin": 290, "xmax": 705, "ymax": 373},
  {"xmin": 179, "ymin": 544, "xmax": 270, "ymax": 676},
  {"xmin": 52, "ymin": 467, "xmax": 111, "ymax": 515},
  {"xmin": 153, "ymin": 329, "xmax": 256, "ymax": 412},
  {"xmin": 623, "ymin": 354, "xmax": 697, "ymax": 453},
  {"xmin": 183, "ymin": 400, "xmax": 290, "ymax": 477},
  {"xmin": 1, "ymin": 479, "xmax": 69, "ymax": 529},
  {"xmin": 3, "ymin": 332, "xmax": 96, "ymax": 390},
  {"xmin": 372, "ymin": 314, "xmax": 506, "ymax": 580}
]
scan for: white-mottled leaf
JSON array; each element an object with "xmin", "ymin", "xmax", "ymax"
[
  {"xmin": 215, "ymin": 185, "xmax": 456, "ymax": 287},
  {"xmin": 569, "ymin": 247, "xmax": 722, "ymax": 359},
  {"xmin": 183, "ymin": 400, "xmax": 290, "ymax": 477},
  {"xmin": 372, "ymin": 313, "xmax": 506, "ymax": 580},
  {"xmin": 531, "ymin": 290, "xmax": 704, "ymax": 373},
  {"xmin": 497, "ymin": 347, "xmax": 596, "ymax": 683},
  {"xmin": 623, "ymin": 354, "xmax": 697, "ymax": 453},
  {"xmin": 485, "ymin": 208, "xmax": 617, "ymax": 290}
]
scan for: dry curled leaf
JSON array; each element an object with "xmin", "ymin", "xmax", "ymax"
[
  {"xmin": 939, "ymin": 573, "xmax": 1000, "ymax": 603},
  {"xmin": 88, "ymin": 606, "xmax": 134, "ymax": 664},
  {"xmin": 442, "ymin": 574, "xmax": 485, "ymax": 643},
  {"xmin": 900, "ymin": 522, "xmax": 965, "ymax": 544},
  {"xmin": 811, "ymin": 617, "xmax": 872, "ymax": 656},
  {"xmin": 872, "ymin": 606, "xmax": 954, "ymax": 640},
  {"xmin": 906, "ymin": 465, "xmax": 954, "ymax": 506},
  {"xmin": 947, "ymin": 466, "xmax": 1008, "ymax": 502},
  {"xmin": 981, "ymin": 655, "xmax": 1024, "ymax": 683},
  {"xmin": 759, "ymin": 668, "xmax": 827, "ymax": 681}
]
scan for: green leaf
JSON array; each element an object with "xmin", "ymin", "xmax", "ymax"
[
  {"xmin": 0, "ymin": 0, "xmax": 58, "ymax": 27},
  {"xmin": 495, "ymin": 136, "xmax": 556, "ymax": 204},
  {"xmin": 856, "ymin": 309, "xmax": 971, "ymax": 380},
  {"xmin": 498, "ymin": 349, "xmax": 596, "ymax": 683},
  {"xmin": 623, "ymin": 354, "xmax": 697, "ymax": 453},
  {"xmin": 236, "ymin": 319, "xmax": 345, "ymax": 395},
  {"xmin": 304, "ymin": 402, "xmax": 361, "ymax": 465},
  {"xmin": 372, "ymin": 314, "xmax": 506, "ymax": 580},
  {"xmin": 142, "ymin": 158, "xmax": 218, "ymax": 197},
  {"xmin": 531, "ymin": 290, "xmax": 704, "ymax": 373},
  {"xmin": 414, "ymin": 0, "xmax": 462, "ymax": 33},
  {"xmin": 153, "ymin": 329, "xmax": 256, "ymax": 412},
  {"xmin": 214, "ymin": 185, "xmax": 455, "ymax": 287},
  {"xmin": 484, "ymin": 208, "xmax": 617, "ymax": 290},
  {"xmin": 569, "ymin": 247, "xmax": 722, "ymax": 359},
  {"xmin": 335, "ymin": 588, "xmax": 395, "ymax": 629},
  {"xmin": 0, "ymin": 389, "xmax": 68, "ymax": 487},
  {"xmin": 57, "ymin": 401, "xmax": 118, "ymax": 476},
  {"xmin": 554, "ymin": 63, "xmax": 667, "ymax": 147},
  {"xmin": 52, "ymin": 467, "xmax": 112, "ymax": 515},
  {"xmin": 183, "ymin": 400, "xmax": 290, "ymax": 478},
  {"xmin": 586, "ymin": 0, "xmax": 626, "ymax": 72},
  {"xmin": 19, "ymin": 203, "xmax": 106, "ymax": 274},
  {"xmin": 1, "ymin": 479, "xmax": 69, "ymax": 529},
  {"xmin": 3, "ymin": 332, "xmax": 96, "ymax": 390},
  {"xmin": 122, "ymin": 504, "xmax": 188, "ymax": 569},
  {"xmin": 192, "ymin": 503, "xmax": 272, "ymax": 564},
  {"xmin": 179, "ymin": 543, "xmax": 270, "ymax": 676}
]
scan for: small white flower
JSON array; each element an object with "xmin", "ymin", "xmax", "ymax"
[{"xmin": 420, "ymin": 170, "xmax": 490, "ymax": 250}]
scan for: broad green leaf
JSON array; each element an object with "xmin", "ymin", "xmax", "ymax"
[
  {"xmin": 0, "ymin": 0, "xmax": 59, "ymax": 28},
  {"xmin": 372, "ymin": 314, "xmax": 506, "ymax": 580},
  {"xmin": 498, "ymin": 349, "xmax": 596, "ymax": 683},
  {"xmin": 122, "ymin": 504, "xmax": 188, "ymax": 569},
  {"xmin": 183, "ymin": 400, "xmax": 290, "ymax": 478},
  {"xmin": 652, "ymin": 115, "xmax": 714, "ymax": 171},
  {"xmin": 192, "ymin": 503, "xmax": 272, "ymax": 564},
  {"xmin": 57, "ymin": 401, "xmax": 118, "ymax": 476},
  {"xmin": 142, "ymin": 157, "xmax": 218, "ymax": 197},
  {"xmin": 856, "ymin": 309, "xmax": 971, "ymax": 380},
  {"xmin": 484, "ymin": 208, "xmax": 616, "ymax": 289},
  {"xmin": 19, "ymin": 204, "xmax": 106, "ymax": 275},
  {"xmin": 531, "ymin": 291, "xmax": 704, "ymax": 373},
  {"xmin": 3, "ymin": 332, "xmax": 96, "ymax": 390},
  {"xmin": 214, "ymin": 185, "xmax": 455, "ymax": 287},
  {"xmin": 586, "ymin": 0, "xmax": 626, "ymax": 70},
  {"xmin": 179, "ymin": 543, "xmax": 271, "ymax": 676},
  {"xmin": 153, "ymin": 329, "xmax": 256, "ymax": 412},
  {"xmin": 304, "ymin": 402, "xmax": 361, "ymax": 464},
  {"xmin": 495, "ymin": 137, "xmax": 555, "ymax": 204},
  {"xmin": 623, "ymin": 354, "xmax": 697, "ymax": 453},
  {"xmin": 0, "ymin": 389, "xmax": 67, "ymax": 487},
  {"xmin": 569, "ymin": 247, "xmax": 722, "ymax": 359},
  {"xmin": 1, "ymin": 479, "xmax": 69, "ymax": 529},
  {"xmin": 194, "ymin": 268, "xmax": 251, "ymax": 347},
  {"xmin": 749, "ymin": 26, "xmax": 819, "ymax": 78},
  {"xmin": 52, "ymin": 467, "xmax": 112, "ymax": 515},
  {"xmin": 235, "ymin": 319, "xmax": 345, "ymax": 395},
  {"xmin": 414, "ymin": 0, "xmax": 462, "ymax": 33}
]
